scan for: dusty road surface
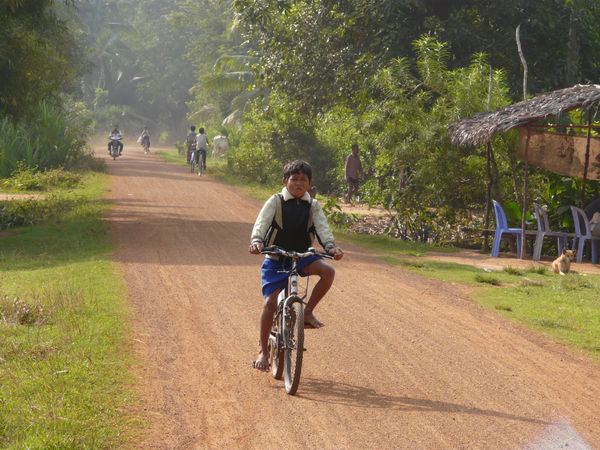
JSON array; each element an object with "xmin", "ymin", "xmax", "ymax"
[{"xmin": 102, "ymin": 145, "xmax": 600, "ymax": 449}]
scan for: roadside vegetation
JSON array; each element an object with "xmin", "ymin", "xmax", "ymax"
[{"xmin": 0, "ymin": 169, "xmax": 139, "ymax": 447}]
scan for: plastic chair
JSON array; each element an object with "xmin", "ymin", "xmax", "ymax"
[
  {"xmin": 570, "ymin": 206, "xmax": 600, "ymax": 264},
  {"xmin": 532, "ymin": 203, "xmax": 568, "ymax": 261},
  {"xmin": 491, "ymin": 200, "xmax": 522, "ymax": 258}
]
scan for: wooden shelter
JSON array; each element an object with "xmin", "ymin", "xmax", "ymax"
[{"xmin": 449, "ymin": 83, "xmax": 600, "ymax": 259}]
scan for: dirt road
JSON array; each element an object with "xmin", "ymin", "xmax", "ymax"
[{"xmin": 103, "ymin": 146, "xmax": 600, "ymax": 449}]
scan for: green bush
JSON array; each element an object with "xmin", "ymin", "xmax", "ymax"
[
  {"xmin": 0, "ymin": 194, "xmax": 87, "ymax": 230},
  {"xmin": 0, "ymin": 99, "xmax": 93, "ymax": 177},
  {"xmin": 231, "ymin": 95, "xmax": 337, "ymax": 189},
  {"xmin": 2, "ymin": 165, "xmax": 82, "ymax": 192}
]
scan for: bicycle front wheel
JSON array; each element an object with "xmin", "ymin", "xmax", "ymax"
[
  {"xmin": 283, "ymin": 299, "xmax": 304, "ymax": 395},
  {"xmin": 269, "ymin": 312, "xmax": 284, "ymax": 380}
]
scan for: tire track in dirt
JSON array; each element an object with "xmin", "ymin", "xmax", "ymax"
[{"xmin": 102, "ymin": 146, "xmax": 600, "ymax": 449}]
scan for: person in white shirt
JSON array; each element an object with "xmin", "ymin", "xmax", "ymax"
[{"xmin": 195, "ymin": 127, "xmax": 209, "ymax": 170}]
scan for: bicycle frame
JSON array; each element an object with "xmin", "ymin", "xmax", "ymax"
[
  {"xmin": 261, "ymin": 246, "xmax": 333, "ymax": 394},
  {"xmin": 275, "ymin": 258, "xmax": 305, "ymax": 348}
]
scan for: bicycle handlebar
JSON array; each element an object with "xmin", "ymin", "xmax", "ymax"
[{"xmin": 261, "ymin": 245, "xmax": 334, "ymax": 260}]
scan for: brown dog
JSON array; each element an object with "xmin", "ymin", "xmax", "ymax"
[{"xmin": 551, "ymin": 249, "xmax": 576, "ymax": 275}]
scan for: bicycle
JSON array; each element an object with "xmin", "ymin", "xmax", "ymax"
[
  {"xmin": 258, "ymin": 245, "xmax": 333, "ymax": 395},
  {"xmin": 197, "ymin": 148, "xmax": 206, "ymax": 176},
  {"xmin": 190, "ymin": 149, "xmax": 197, "ymax": 173},
  {"xmin": 190, "ymin": 149, "xmax": 206, "ymax": 176}
]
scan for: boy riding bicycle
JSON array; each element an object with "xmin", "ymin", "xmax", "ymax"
[{"xmin": 249, "ymin": 160, "xmax": 343, "ymax": 372}]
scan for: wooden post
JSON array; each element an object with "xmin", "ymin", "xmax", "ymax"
[
  {"xmin": 484, "ymin": 67, "xmax": 494, "ymax": 252},
  {"xmin": 516, "ymin": 25, "xmax": 529, "ymax": 259},
  {"xmin": 521, "ymin": 127, "xmax": 531, "ymax": 259},
  {"xmin": 581, "ymin": 110, "xmax": 592, "ymax": 208},
  {"xmin": 516, "ymin": 25, "xmax": 529, "ymax": 110}
]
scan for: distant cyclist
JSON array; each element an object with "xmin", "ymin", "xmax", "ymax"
[
  {"xmin": 139, "ymin": 127, "xmax": 151, "ymax": 152},
  {"xmin": 186, "ymin": 125, "xmax": 196, "ymax": 164},
  {"xmin": 195, "ymin": 127, "xmax": 209, "ymax": 170}
]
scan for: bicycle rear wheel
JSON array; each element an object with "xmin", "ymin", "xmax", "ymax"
[
  {"xmin": 283, "ymin": 299, "xmax": 304, "ymax": 395},
  {"xmin": 190, "ymin": 152, "xmax": 196, "ymax": 173},
  {"xmin": 269, "ymin": 312, "xmax": 284, "ymax": 380}
]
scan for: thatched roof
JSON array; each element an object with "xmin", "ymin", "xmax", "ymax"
[{"xmin": 449, "ymin": 84, "xmax": 600, "ymax": 147}]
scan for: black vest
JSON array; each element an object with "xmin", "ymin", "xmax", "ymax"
[{"xmin": 266, "ymin": 195, "xmax": 313, "ymax": 252}]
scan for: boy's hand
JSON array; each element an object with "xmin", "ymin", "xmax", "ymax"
[
  {"xmin": 249, "ymin": 241, "xmax": 263, "ymax": 254},
  {"xmin": 328, "ymin": 247, "xmax": 344, "ymax": 260}
]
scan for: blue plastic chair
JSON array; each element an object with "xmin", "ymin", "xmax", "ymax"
[
  {"xmin": 570, "ymin": 206, "xmax": 600, "ymax": 264},
  {"xmin": 532, "ymin": 203, "xmax": 568, "ymax": 261},
  {"xmin": 491, "ymin": 200, "xmax": 522, "ymax": 258}
]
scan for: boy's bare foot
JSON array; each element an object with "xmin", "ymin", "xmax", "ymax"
[
  {"xmin": 304, "ymin": 310, "xmax": 324, "ymax": 329},
  {"xmin": 252, "ymin": 350, "xmax": 269, "ymax": 372}
]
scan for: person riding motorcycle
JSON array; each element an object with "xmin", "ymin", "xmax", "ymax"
[{"xmin": 108, "ymin": 126, "xmax": 123, "ymax": 155}]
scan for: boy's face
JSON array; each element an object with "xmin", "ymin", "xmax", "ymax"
[{"xmin": 283, "ymin": 171, "xmax": 310, "ymax": 198}]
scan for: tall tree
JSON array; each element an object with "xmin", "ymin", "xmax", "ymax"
[
  {"xmin": 0, "ymin": 0, "xmax": 84, "ymax": 120},
  {"xmin": 234, "ymin": 0, "xmax": 600, "ymax": 114}
]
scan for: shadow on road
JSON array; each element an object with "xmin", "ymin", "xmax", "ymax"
[{"xmin": 298, "ymin": 378, "xmax": 548, "ymax": 425}]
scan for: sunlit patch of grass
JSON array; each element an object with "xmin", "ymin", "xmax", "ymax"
[
  {"xmin": 340, "ymin": 232, "xmax": 450, "ymax": 256},
  {"xmin": 0, "ymin": 171, "xmax": 140, "ymax": 447},
  {"xmin": 527, "ymin": 266, "xmax": 548, "ymax": 275},
  {"xmin": 558, "ymin": 273, "xmax": 594, "ymax": 290},
  {"xmin": 477, "ymin": 273, "xmax": 600, "ymax": 363},
  {"xmin": 475, "ymin": 274, "xmax": 501, "ymax": 285},
  {"xmin": 0, "ymin": 296, "xmax": 49, "ymax": 326},
  {"xmin": 495, "ymin": 304, "xmax": 513, "ymax": 312},
  {"xmin": 537, "ymin": 319, "xmax": 574, "ymax": 330},
  {"xmin": 503, "ymin": 266, "xmax": 524, "ymax": 276},
  {"xmin": 520, "ymin": 278, "xmax": 546, "ymax": 287},
  {"xmin": 398, "ymin": 259, "xmax": 428, "ymax": 269}
]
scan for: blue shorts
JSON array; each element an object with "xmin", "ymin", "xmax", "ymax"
[{"xmin": 261, "ymin": 255, "xmax": 321, "ymax": 298}]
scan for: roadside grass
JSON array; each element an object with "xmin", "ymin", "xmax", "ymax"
[
  {"xmin": 338, "ymin": 232, "xmax": 457, "ymax": 257},
  {"xmin": 376, "ymin": 253, "xmax": 600, "ymax": 364},
  {"xmin": 0, "ymin": 172, "xmax": 140, "ymax": 447},
  {"xmin": 476, "ymin": 272, "xmax": 600, "ymax": 359}
]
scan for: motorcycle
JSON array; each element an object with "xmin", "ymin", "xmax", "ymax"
[{"xmin": 108, "ymin": 137, "xmax": 122, "ymax": 160}]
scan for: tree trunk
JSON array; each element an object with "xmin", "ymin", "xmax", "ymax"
[{"xmin": 566, "ymin": 8, "xmax": 580, "ymax": 86}]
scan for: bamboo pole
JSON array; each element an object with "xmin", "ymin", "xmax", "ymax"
[
  {"xmin": 516, "ymin": 24, "xmax": 529, "ymax": 259},
  {"xmin": 521, "ymin": 128, "xmax": 531, "ymax": 259},
  {"xmin": 581, "ymin": 110, "xmax": 593, "ymax": 208},
  {"xmin": 484, "ymin": 67, "xmax": 494, "ymax": 252}
]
